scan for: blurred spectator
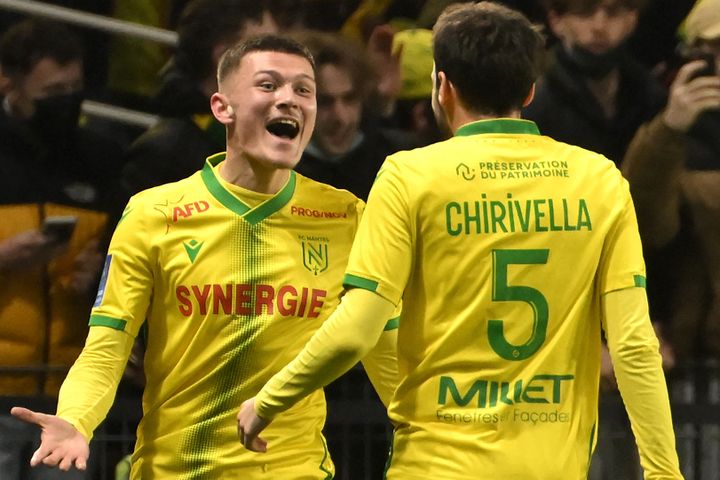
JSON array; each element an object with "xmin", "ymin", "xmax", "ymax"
[
  {"xmin": 119, "ymin": 0, "xmax": 277, "ymax": 197},
  {"xmin": 391, "ymin": 27, "xmax": 442, "ymax": 145},
  {"xmin": 523, "ymin": 0, "xmax": 666, "ymax": 164},
  {"xmin": 0, "ymin": 18, "xmax": 122, "ymax": 479},
  {"xmin": 294, "ymin": 30, "xmax": 419, "ymax": 200},
  {"xmin": 622, "ymin": 0, "xmax": 720, "ymax": 363}
]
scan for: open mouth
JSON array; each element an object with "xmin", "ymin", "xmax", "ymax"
[{"xmin": 266, "ymin": 118, "xmax": 300, "ymax": 139}]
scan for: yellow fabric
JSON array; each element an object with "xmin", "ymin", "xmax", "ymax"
[
  {"xmin": 56, "ymin": 326, "xmax": 134, "ymax": 440},
  {"xmin": 603, "ymin": 287, "xmax": 681, "ymax": 478},
  {"xmin": 0, "ymin": 203, "xmax": 108, "ymax": 396},
  {"xmin": 341, "ymin": 118, "xmax": 681, "ymax": 479},
  {"xmin": 340, "ymin": 0, "xmax": 393, "ymax": 43},
  {"xmin": 107, "ymin": 0, "xmax": 171, "ymax": 97},
  {"xmin": 84, "ymin": 153, "xmax": 379, "ymax": 478},
  {"xmin": 361, "ymin": 305, "xmax": 400, "ymax": 408},
  {"xmin": 256, "ymin": 288, "xmax": 396, "ymax": 419}
]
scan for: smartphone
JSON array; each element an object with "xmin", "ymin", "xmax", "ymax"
[
  {"xmin": 686, "ymin": 51, "xmax": 717, "ymax": 80},
  {"xmin": 41, "ymin": 216, "xmax": 77, "ymax": 243}
]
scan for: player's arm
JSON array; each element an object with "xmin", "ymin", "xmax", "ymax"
[
  {"xmin": 237, "ymin": 287, "xmax": 395, "ymax": 451},
  {"xmin": 602, "ymin": 287, "xmax": 682, "ymax": 479},
  {"xmin": 360, "ymin": 306, "xmax": 399, "ymax": 408},
  {"xmin": 10, "ymin": 325, "xmax": 134, "ymax": 471},
  {"xmin": 12, "ymin": 195, "xmax": 154, "ymax": 470}
]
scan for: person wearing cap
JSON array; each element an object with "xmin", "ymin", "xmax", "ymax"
[{"xmin": 622, "ymin": 0, "xmax": 720, "ymax": 364}]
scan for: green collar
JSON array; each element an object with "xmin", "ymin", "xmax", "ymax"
[
  {"xmin": 200, "ymin": 152, "xmax": 296, "ymax": 225},
  {"xmin": 455, "ymin": 119, "xmax": 540, "ymax": 137}
]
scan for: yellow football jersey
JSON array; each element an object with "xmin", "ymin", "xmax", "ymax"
[
  {"xmin": 91, "ymin": 153, "xmax": 364, "ymax": 479},
  {"xmin": 344, "ymin": 119, "xmax": 646, "ymax": 479}
]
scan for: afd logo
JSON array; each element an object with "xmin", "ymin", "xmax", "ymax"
[{"xmin": 173, "ymin": 201, "xmax": 210, "ymax": 222}]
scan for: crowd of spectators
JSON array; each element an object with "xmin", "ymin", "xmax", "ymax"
[{"xmin": 0, "ymin": 0, "xmax": 717, "ymax": 478}]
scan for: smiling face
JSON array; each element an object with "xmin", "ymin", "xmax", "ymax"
[{"xmin": 214, "ymin": 50, "xmax": 317, "ymax": 172}]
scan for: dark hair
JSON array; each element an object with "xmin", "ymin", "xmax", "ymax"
[
  {"xmin": 433, "ymin": 2, "xmax": 545, "ymax": 115},
  {"xmin": 0, "ymin": 18, "xmax": 83, "ymax": 77},
  {"xmin": 291, "ymin": 30, "xmax": 375, "ymax": 102},
  {"xmin": 217, "ymin": 34, "xmax": 315, "ymax": 81},
  {"xmin": 539, "ymin": 0, "xmax": 648, "ymax": 15},
  {"xmin": 175, "ymin": 0, "xmax": 266, "ymax": 81}
]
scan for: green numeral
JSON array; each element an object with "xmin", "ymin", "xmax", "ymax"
[{"xmin": 488, "ymin": 249, "xmax": 549, "ymax": 361}]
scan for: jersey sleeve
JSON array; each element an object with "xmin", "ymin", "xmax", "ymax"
[
  {"xmin": 596, "ymin": 177, "xmax": 647, "ymax": 294},
  {"xmin": 56, "ymin": 326, "xmax": 135, "ymax": 439},
  {"xmin": 343, "ymin": 158, "xmax": 412, "ymax": 305},
  {"xmin": 88, "ymin": 195, "xmax": 156, "ymax": 337},
  {"xmin": 602, "ymin": 288, "xmax": 682, "ymax": 478}
]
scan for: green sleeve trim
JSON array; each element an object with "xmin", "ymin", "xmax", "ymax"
[
  {"xmin": 343, "ymin": 273, "xmax": 379, "ymax": 292},
  {"xmin": 633, "ymin": 275, "xmax": 646, "ymax": 288},
  {"xmin": 88, "ymin": 314, "xmax": 127, "ymax": 331},
  {"xmin": 384, "ymin": 316, "xmax": 400, "ymax": 331}
]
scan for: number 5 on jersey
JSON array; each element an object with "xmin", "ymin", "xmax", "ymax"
[{"xmin": 489, "ymin": 249, "xmax": 549, "ymax": 361}]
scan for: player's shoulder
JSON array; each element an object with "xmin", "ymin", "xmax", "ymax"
[
  {"xmin": 546, "ymin": 137, "xmax": 623, "ymax": 179},
  {"xmin": 127, "ymin": 171, "xmax": 203, "ymax": 209},
  {"xmin": 294, "ymin": 171, "xmax": 364, "ymax": 208}
]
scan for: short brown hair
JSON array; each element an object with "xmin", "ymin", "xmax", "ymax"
[
  {"xmin": 433, "ymin": 2, "xmax": 545, "ymax": 115},
  {"xmin": 217, "ymin": 34, "xmax": 315, "ymax": 82}
]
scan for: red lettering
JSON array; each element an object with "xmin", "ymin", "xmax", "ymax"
[
  {"xmin": 307, "ymin": 289, "xmax": 326, "ymax": 318},
  {"xmin": 255, "ymin": 284, "xmax": 275, "ymax": 315},
  {"xmin": 173, "ymin": 206, "xmax": 187, "ymax": 222},
  {"xmin": 191, "ymin": 285, "xmax": 211, "ymax": 315},
  {"xmin": 278, "ymin": 285, "xmax": 298, "ymax": 316},
  {"xmin": 213, "ymin": 284, "xmax": 233, "ymax": 314},
  {"xmin": 291, "ymin": 206, "xmax": 298, "ymax": 214},
  {"xmin": 235, "ymin": 283, "xmax": 252, "ymax": 315},
  {"xmin": 297, "ymin": 287, "xmax": 309, "ymax": 316},
  {"xmin": 177, "ymin": 286, "xmax": 193, "ymax": 316},
  {"xmin": 196, "ymin": 200, "xmax": 209, "ymax": 212}
]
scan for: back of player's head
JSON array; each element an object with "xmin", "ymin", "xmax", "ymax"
[
  {"xmin": 176, "ymin": 0, "xmax": 267, "ymax": 81},
  {"xmin": 433, "ymin": 1, "xmax": 544, "ymax": 115},
  {"xmin": 0, "ymin": 18, "xmax": 83, "ymax": 78},
  {"xmin": 217, "ymin": 34, "xmax": 315, "ymax": 82}
]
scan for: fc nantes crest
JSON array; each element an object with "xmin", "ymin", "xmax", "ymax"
[{"xmin": 302, "ymin": 239, "xmax": 329, "ymax": 275}]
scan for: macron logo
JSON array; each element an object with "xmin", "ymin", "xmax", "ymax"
[{"xmin": 183, "ymin": 239, "xmax": 204, "ymax": 263}]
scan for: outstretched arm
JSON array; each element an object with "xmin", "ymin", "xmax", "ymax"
[
  {"xmin": 11, "ymin": 326, "xmax": 134, "ymax": 470},
  {"xmin": 237, "ymin": 288, "xmax": 395, "ymax": 451}
]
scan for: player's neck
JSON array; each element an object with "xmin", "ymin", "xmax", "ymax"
[
  {"xmin": 219, "ymin": 153, "xmax": 290, "ymax": 195},
  {"xmin": 450, "ymin": 109, "xmax": 522, "ymax": 134}
]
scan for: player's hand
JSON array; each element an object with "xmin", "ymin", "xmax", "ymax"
[
  {"xmin": 10, "ymin": 407, "xmax": 89, "ymax": 471},
  {"xmin": 237, "ymin": 398, "xmax": 270, "ymax": 453}
]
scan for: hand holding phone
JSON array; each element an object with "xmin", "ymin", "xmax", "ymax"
[
  {"xmin": 685, "ymin": 51, "xmax": 717, "ymax": 80},
  {"xmin": 42, "ymin": 216, "xmax": 77, "ymax": 244}
]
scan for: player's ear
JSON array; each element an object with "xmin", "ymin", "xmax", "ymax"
[
  {"xmin": 522, "ymin": 83, "xmax": 536, "ymax": 107},
  {"xmin": 210, "ymin": 93, "xmax": 234, "ymax": 124}
]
